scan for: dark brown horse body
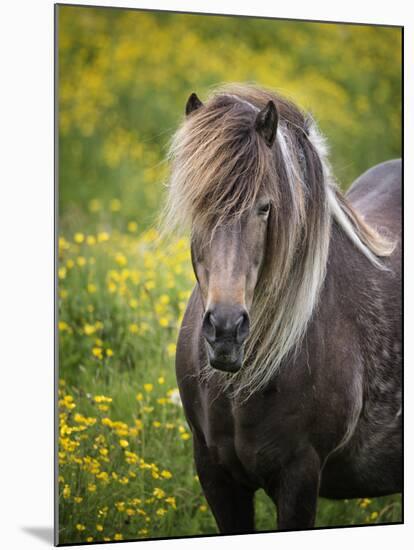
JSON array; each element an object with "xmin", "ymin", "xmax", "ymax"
[
  {"xmin": 170, "ymin": 88, "xmax": 401, "ymax": 532},
  {"xmin": 176, "ymin": 159, "xmax": 401, "ymax": 532}
]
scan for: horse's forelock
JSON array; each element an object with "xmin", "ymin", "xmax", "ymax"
[{"xmin": 165, "ymin": 89, "xmax": 279, "ymax": 238}]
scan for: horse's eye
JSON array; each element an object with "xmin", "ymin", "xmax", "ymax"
[{"xmin": 258, "ymin": 203, "xmax": 270, "ymax": 216}]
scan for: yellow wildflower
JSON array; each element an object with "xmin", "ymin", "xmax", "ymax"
[
  {"xmin": 86, "ymin": 235, "xmax": 96, "ymax": 246},
  {"xmin": 58, "ymin": 236, "xmax": 70, "ymax": 252},
  {"xmin": 153, "ymin": 487, "xmax": 166, "ymax": 499},
  {"xmin": 159, "ymin": 294, "xmax": 170, "ymax": 305},
  {"xmin": 107, "ymin": 281, "xmax": 117, "ymax": 293},
  {"xmin": 129, "ymin": 323, "xmax": 139, "ymax": 334},
  {"xmin": 84, "ymin": 324, "xmax": 96, "ymax": 335},
  {"xmin": 119, "ymin": 439, "xmax": 129, "ymax": 448},
  {"xmin": 76, "ymin": 524, "xmax": 86, "ymax": 531},
  {"xmin": 165, "ymin": 496, "xmax": 177, "ymax": 509},
  {"xmin": 115, "ymin": 253, "xmax": 127, "ymax": 266},
  {"xmin": 88, "ymin": 199, "xmax": 101, "ymax": 212},
  {"xmin": 161, "ymin": 470, "xmax": 172, "ymax": 479},
  {"xmin": 144, "ymin": 383, "xmax": 153, "ymax": 393},
  {"xmin": 97, "ymin": 231, "xmax": 110, "ymax": 243},
  {"xmin": 167, "ymin": 343, "xmax": 176, "ymax": 357},
  {"xmin": 127, "ymin": 221, "xmax": 138, "ymax": 232},
  {"xmin": 110, "ymin": 198, "xmax": 121, "ymax": 212},
  {"xmin": 94, "ymin": 395, "xmax": 112, "ymax": 403},
  {"xmin": 125, "ymin": 451, "xmax": 138, "ymax": 464},
  {"xmin": 74, "ymin": 232, "xmax": 84, "ymax": 244},
  {"xmin": 58, "ymin": 321, "xmax": 71, "ymax": 332},
  {"xmin": 92, "ymin": 347, "xmax": 103, "ymax": 359},
  {"xmin": 359, "ymin": 498, "xmax": 372, "ymax": 508}
]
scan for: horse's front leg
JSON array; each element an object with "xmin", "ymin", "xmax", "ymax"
[
  {"xmin": 272, "ymin": 447, "xmax": 321, "ymax": 530},
  {"xmin": 193, "ymin": 435, "xmax": 255, "ymax": 534}
]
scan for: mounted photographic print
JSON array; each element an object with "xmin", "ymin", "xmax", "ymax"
[{"xmin": 55, "ymin": 3, "xmax": 403, "ymax": 545}]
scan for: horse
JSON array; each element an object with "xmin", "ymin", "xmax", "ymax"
[{"xmin": 163, "ymin": 84, "xmax": 402, "ymax": 533}]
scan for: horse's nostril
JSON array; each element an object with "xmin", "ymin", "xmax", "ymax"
[
  {"xmin": 236, "ymin": 312, "xmax": 250, "ymax": 344},
  {"xmin": 202, "ymin": 310, "xmax": 216, "ymax": 343}
]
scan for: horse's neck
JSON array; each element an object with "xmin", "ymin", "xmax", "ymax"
[{"xmin": 321, "ymin": 219, "xmax": 390, "ymax": 336}]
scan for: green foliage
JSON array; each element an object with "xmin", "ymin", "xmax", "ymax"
[{"xmin": 58, "ymin": 5, "xmax": 402, "ymax": 544}]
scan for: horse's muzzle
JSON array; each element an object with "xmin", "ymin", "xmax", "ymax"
[{"xmin": 202, "ymin": 305, "xmax": 249, "ymax": 373}]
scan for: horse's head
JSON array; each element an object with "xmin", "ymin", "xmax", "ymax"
[
  {"xmin": 191, "ymin": 198, "xmax": 271, "ymax": 372},
  {"xmin": 186, "ymin": 92, "xmax": 278, "ymax": 373}
]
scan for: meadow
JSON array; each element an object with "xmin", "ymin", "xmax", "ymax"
[{"xmin": 57, "ymin": 5, "xmax": 402, "ymax": 544}]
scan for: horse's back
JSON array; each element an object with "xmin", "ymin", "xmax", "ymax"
[{"xmin": 347, "ymin": 159, "xmax": 402, "ymax": 238}]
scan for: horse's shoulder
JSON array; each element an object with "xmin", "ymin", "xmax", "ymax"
[{"xmin": 176, "ymin": 285, "xmax": 203, "ymax": 376}]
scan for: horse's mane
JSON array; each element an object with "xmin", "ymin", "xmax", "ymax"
[{"xmin": 163, "ymin": 83, "xmax": 395, "ymax": 399}]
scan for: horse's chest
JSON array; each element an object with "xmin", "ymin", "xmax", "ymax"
[
  {"xmin": 204, "ymin": 401, "xmax": 278, "ymax": 485},
  {"xmin": 205, "ymin": 426, "xmax": 260, "ymax": 486}
]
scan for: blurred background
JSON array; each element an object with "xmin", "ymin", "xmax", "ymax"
[
  {"xmin": 58, "ymin": 5, "xmax": 402, "ymax": 545},
  {"xmin": 59, "ymin": 6, "xmax": 401, "ymax": 234}
]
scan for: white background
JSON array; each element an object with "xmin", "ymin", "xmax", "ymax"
[{"xmin": 0, "ymin": 0, "xmax": 412, "ymax": 548}]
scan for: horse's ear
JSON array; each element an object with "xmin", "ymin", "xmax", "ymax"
[
  {"xmin": 185, "ymin": 92, "xmax": 204, "ymax": 116},
  {"xmin": 255, "ymin": 100, "xmax": 278, "ymax": 147}
]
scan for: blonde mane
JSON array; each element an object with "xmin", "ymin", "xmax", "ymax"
[{"xmin": 163, "ymin": 84, "xmax": 395, "ymax": 400}]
